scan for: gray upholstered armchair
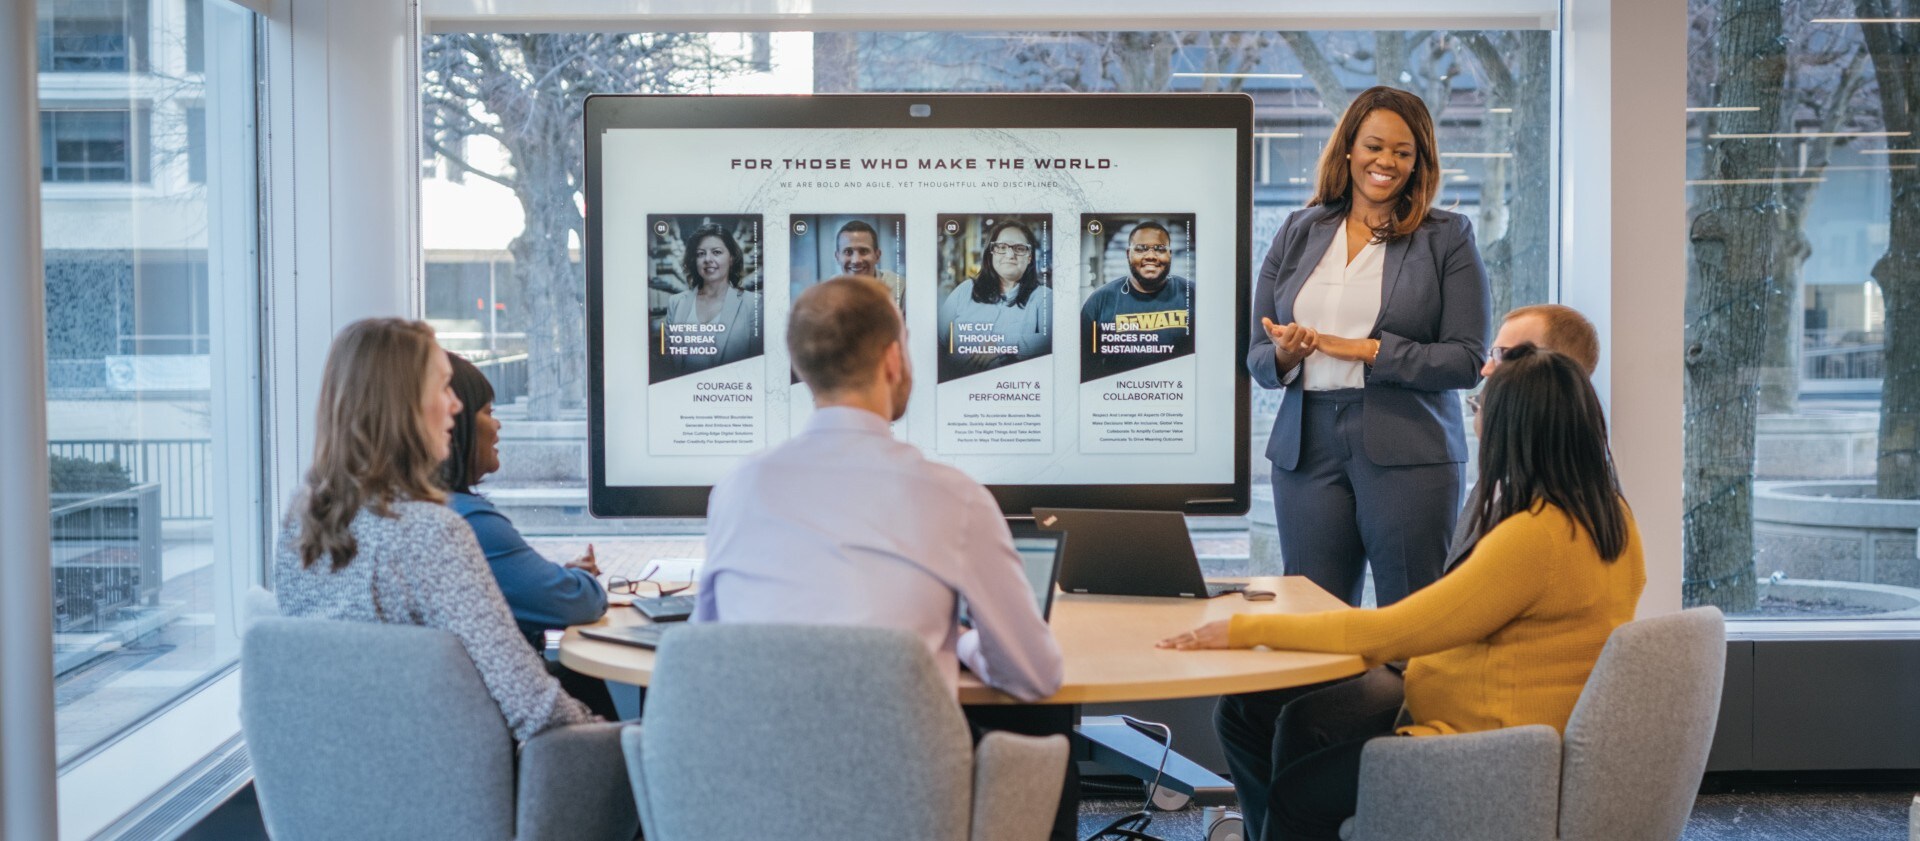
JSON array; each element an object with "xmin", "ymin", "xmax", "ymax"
[
  {"xmin": 1341, "ymin": 607, "xmax": 1727, "ymax": 841},
  {"xmin": 622, "ymin": 623, "xmax": 1069, "ymax": 841},
  {"xmin": 240, "ymin": 616, "xmax": 638, "ymax": 841}
]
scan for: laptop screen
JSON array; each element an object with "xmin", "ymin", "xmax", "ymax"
[{"xmin": 1012, "ymin": 536, "xmax": 1063, "ymax": 621}]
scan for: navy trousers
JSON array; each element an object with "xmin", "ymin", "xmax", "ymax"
[
  {"xmin": 1214, "ymin": 667, "xmax": 1406, "ymax": 841},
  {"xmin": 1271, "ymin": 389, "xmax": 1461, "ymax": 607}
]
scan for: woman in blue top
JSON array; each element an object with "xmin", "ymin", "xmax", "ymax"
[{"xmin": 442, "ymin": 352, "xmax": 618, "ymax": 718}]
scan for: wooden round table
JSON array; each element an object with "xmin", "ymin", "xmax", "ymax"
[{"xmin": 559, "ymin": 575, "xmax": 1366, "ymax": 705}]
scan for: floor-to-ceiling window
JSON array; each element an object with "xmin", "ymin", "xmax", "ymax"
[
  {"xmin": 419, "ymin": 29, "xmax": 1557, "ymax": 592},
  {"xmin": 37, "ymin": 0, "xmax": 261, "ymax": 832},
  {"xmin": 1684, "ymin": 0, "xmax": 1920, "ymax": 624}
]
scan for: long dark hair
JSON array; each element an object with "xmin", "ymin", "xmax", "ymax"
[
  {"xmin": 1468, "ymin": 344, "xmax": 1630, "ymax": 561},
  {"xmin": 1308, "ymin": 85, "xmax": 1442, "ymax": 244},
  {"xmin": 970, "ymin": 219, "xmax": 1041, "ymax": 307},
  {"xmin": 298, "ymin": 319, "xmax": 448, "ymax": 570},
  {"xmin": 439, "ymin": 351, "xmax": 496, "ymax": 495},
  {"xmin": 680, "ymin": 223, "xmax": 747, "ymax": 291}
]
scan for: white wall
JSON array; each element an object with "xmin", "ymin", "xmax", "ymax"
[
  {"xmin": 1563, "ymin": 0, "xmax": 1687, "ymax": 617},
  {"xmin": 263, "ymin": 0, "xmax": 422, "ymax": 518}
]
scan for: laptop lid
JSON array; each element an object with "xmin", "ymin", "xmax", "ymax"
[
  {"xmin": 1034, "ymin": 508, "xmax": 1211, "ymax": 598},
  {"xmin": 1012, "ymin": 535, "xmax": 1063, "ymax": 621}
]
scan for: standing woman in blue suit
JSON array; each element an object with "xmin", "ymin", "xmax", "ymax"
[{"xmin": 1251, "ymin": 86, "xmax": 1489, "ymax": 608}]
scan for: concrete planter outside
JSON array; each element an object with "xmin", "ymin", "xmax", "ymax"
[
  {"xmin": 1755, "ymin": 411, "xmax": 1877, "ymax": 480},
  {"xmin": 1753, "ymin": 480, "xmax": 1920, "ymax": 589},
  {"xmin": 493, "ymin": 419, "xmax": 587, "ymax": 483},
  {"xmin": 1755, "ymin": 578, "xmax": 1920, "ymax": 619}
]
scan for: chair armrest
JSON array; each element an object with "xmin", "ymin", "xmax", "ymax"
[
  {"xmin": 620, "ymin": 725, "xmax": 656, "ymax": 840},
  {"xmin": 243, "ymin": 587, "xmax": 280, "ymax": 629},
  {"xmin": 516, "ymin": 722, "xmax": 639, "ymax": 841},
  {"xmin": 969, "ymin": 731, "xmax": 1069, "ymax": 841},
  {"xmin": 1346, "ymin": 725, "xmax": 1561, "ymax": 841}
]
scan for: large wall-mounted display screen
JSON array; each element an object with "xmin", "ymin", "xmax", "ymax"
[{"xmin": 586, "ymin": 94, "xmax": 1251, "ymax": 517}]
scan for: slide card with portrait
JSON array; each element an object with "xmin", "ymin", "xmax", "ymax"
[{"xmin": 1077, "ymin": 213, "xmax": 1199, "ymax": 454}]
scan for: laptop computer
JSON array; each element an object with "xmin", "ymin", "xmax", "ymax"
[
  {"xmin": 1033, "ymin": 508, "xmax": 1246, "ymax": 599},
  {"xmin": 960, "ymin": 535, "xmax": 1062, "ymax": 627},
  {"xmin": 1013, "ymin": 535, "xmax": 1064, "ymax": 621}
]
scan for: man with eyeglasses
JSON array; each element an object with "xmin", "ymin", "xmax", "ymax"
[
  {"xmin": 834, "ymin": 219, "xmax": 905, "ymax": 309},
  {"xmin": 1080, "ymin": 220, "xmax": 1196, "ymax": 381},
  {"xmin": 1455, "ymin": 303, "xmax": 1599, "ymax": 566}
]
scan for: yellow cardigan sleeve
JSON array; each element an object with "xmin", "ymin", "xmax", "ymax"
[{"xmin": 1228, "ymin": 507, "xmax": 1560, "ymax": 661}]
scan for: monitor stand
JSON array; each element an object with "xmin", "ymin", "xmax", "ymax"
[{"xmin": 1007, "ymin": 516, "xmax": 1243, "ymax": 840}]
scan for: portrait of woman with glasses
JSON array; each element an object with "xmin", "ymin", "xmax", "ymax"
[{"xmin": 937, "ymin": 215, "xmax": 1053, "ymax": 382}]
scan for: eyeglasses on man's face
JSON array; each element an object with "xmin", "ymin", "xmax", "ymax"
[
  {"xmin": 989, "ymin": 242, "xmax": 1033, "ymax": 257},
  {"xmin": 1487, "ymin": 345, "xmax": 1517, "ymax": 364},
  {"xmin": 1128, "ymin": 244, "xmax": 1171, "ymax": 256}
]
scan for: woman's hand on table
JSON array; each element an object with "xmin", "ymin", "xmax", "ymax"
[{"xmin": 1157, "ymin": 620, "xmax": 1232, "ymax": 650}]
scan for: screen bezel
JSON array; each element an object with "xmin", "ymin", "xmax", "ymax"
[{"xmin": 584, "ymin": 93, "xmax": 1253, "ymax": 519}]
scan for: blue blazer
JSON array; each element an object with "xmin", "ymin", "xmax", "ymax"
[{"xmin": 1248, "ymin": 204, "xmax": 1489, "ymax": 470}]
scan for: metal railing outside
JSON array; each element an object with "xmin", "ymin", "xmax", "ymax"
[
  {"xmin": 471, "ymin": 352, "xmax": 530, "ymax": 407},
  {"xmin": 49, "ymin": 439, "xmax": 210, "ymax": 521}
]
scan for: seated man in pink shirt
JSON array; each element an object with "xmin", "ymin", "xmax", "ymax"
[{"xmin": 696, "ymin": 275, "xmax": 1075, "ymax": 839}]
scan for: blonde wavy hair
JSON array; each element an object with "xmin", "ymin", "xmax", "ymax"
[
  {"xmin": 1308, "ymin": 86, "xmax": 1442, "ymax": 243},
  {"xmin": 298, "ymin": 318, "xmax": 450, "ymax": 570}
]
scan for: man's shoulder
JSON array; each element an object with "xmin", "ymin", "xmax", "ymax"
[
  {"xmin": 916, "ymin": 457, "xmax": 991, "ymax": 498},
  {"xmin": 1083, "ymin": 279, "xmax": 1127, "ymax": 306}
]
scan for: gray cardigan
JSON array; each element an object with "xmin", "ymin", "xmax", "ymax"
[{"xmin": 271, "ymin": 499, "xmax": 595, "ymax": 742}]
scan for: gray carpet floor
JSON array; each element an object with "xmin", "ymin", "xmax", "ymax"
[
  {"xmin": 189, "ymin": 782, "xmax": 1917, "ymax": 840},
  {"xmin": 1683, "ymin": 790, "xmax": 1914, "ymax": 841},
  {"xmin": 1076, "ymin": 789, "xmax": 1919, "ymax": 841}
]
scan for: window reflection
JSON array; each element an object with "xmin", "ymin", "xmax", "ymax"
[
  {"xmin": 40, "ymin": 0, "xmax": 257, "ymax": 764},
  {"xmin": 420, "ymin": 29, "xmax": 1556, "ymax": 603},
  {"xmin": 1684, "ymin": 1, "xmax": 1920, "ymax": 620}
]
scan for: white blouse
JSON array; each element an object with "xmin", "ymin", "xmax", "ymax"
[{"xmin": 1291, "ymin": 221, "xmax": 1384, "ymax": 390}]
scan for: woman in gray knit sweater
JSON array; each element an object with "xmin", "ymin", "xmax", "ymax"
[{"xmin": 271, "ymin": 318, "xmax": 594, "ymax": 742}]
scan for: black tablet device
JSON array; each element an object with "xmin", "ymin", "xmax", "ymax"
[{"xmin": 579, "ymin": 624, "xmax": 680, "ymax": 650}]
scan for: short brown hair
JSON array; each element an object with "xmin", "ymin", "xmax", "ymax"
[
  {"xmin": 789, "ymin": 276, "xmax": 902, "ymax": 395},
  {"xmin": 1505, "ymin": 304, "xmax": 1600, "ymax": 375},
  {"xmin": 1309, "ymin": 86, "xmax": 1442, "ymax": 243}
]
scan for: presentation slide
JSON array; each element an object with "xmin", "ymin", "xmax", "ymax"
[
  {"xmin": 1078, "ymin": 213, "xmax": 1198, "ymax": 454},
  {"xmin": 786, "ymin": 213, "xmax": 907, "ymax": 436},
  {"xmin": 598, "ymin": 125, "xmax": 1238, "ymax": 490}
]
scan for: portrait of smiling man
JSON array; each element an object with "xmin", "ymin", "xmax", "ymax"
[
  {"xmin": 1079, "ymin": 217, "xmax": 1197, "ymax": 382},
  {"xmin": 834, "ymin": 219, "xmax": 906, "ymax": 309}
]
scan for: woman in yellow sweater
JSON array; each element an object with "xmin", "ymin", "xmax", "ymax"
[{"xmin": 1162, "ymin": 344, "xmax": 1645, "ymax": 841}]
